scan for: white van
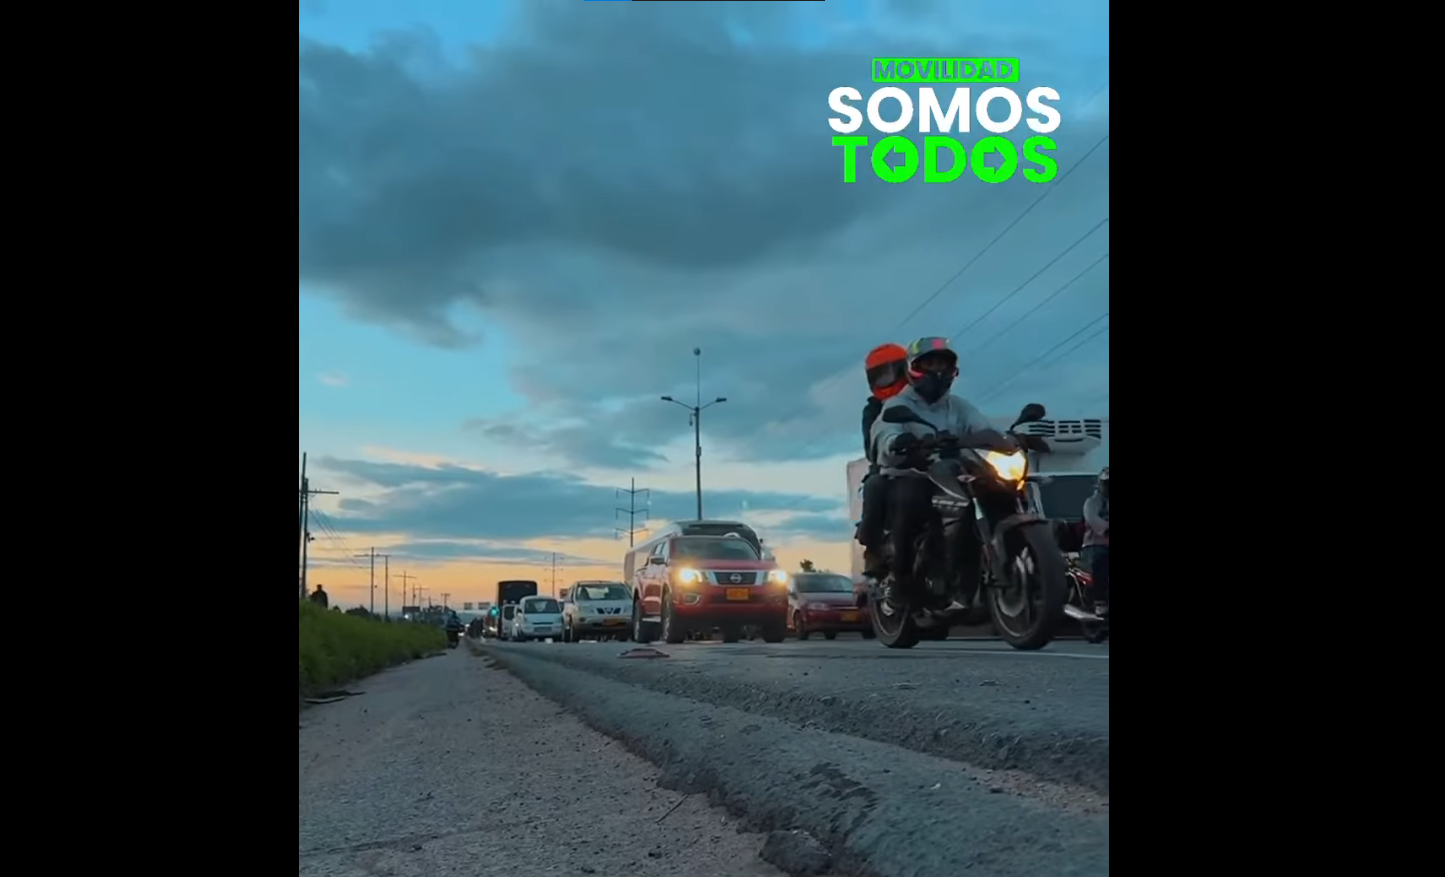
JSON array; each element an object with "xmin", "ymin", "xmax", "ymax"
[{"xmin": 511, "ymin": 596, "xmax": 564, "ymax": 642}]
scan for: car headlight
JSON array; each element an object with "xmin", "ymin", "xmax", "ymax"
[
  {"xmin": 677, "ymin": 567, "xmax": 703, "ymax": 584},
  {"xmin": 983, "ymin": 449, "xmax": 1027, "ymax": 483},
  {"xmin": 806, "ymin": 602, "xmax": 830, "ymax": 611},
  {"xmin": 767, "ymin": 569, "xmax": 790, "ymax": 584}
]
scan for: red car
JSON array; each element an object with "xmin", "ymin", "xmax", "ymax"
[
  {"xmin": 787, "ymin": 572, "xmax": 874, "ymax": 640},
  {"xmin": 628, "ymin": 533, "xmax": 789, "ymax": 644}
]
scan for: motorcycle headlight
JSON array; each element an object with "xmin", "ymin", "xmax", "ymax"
[
  {"xmin": 767, "ymin": 569, "xmax": 790, "ymax": 584},
  {"xmin": 983, "ymin": 449, "xmax": 1027, "ymax": 483},
  {"xmin": 677, "ymin": 567, "xmax": 702, "ymax": 584}
]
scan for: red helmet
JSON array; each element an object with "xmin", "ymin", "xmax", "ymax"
[{"xmin": 865, "ymin": 344, "xmax": 908, "ymax": 399}]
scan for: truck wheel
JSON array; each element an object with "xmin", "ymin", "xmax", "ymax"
[
  {"xmin": 761, "ymin": 624, "xmax": 786, "ymax": 644},
  {"xmin": 794, "ymin": 613, "xmax": 810, "ymax": 641},
  {"xmin": 632, "ymin": 600, "xmax": 657, "ymax": 644},
  {"xmin": 823, "ymin": 631, "xmax": 837, "ymax": 640},
  {"xmin": 662, "ymin": 595, "xmax": 686, "ymax": 645},
  {"xmin": 721, "ymin": 627, "xmax": 740, "ymax": 644}
]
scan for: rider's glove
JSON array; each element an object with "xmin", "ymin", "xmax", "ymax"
[
  {"xmin": 890, "ymin": 433, "xmax": 921, "ymax": 456},
  {"xmin": 935, "ymin": 431, "xmax": 959, "ymax": 449}
]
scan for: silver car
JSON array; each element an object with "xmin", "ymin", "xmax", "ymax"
[{"xmin": 563, "ymin": 581, "xmax": 633, "ymax": 642}]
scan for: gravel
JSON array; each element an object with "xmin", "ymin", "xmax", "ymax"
[
  {"xmin": 491, "ymin": 642, "xmax": 1109, "ymax": 877},
  {"xmin": 298, "ymin": 647, "xmax": 786, "ymax": 877}
]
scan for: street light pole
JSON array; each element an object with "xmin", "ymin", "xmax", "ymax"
[{"xmin": 661, "ymin": 347, "xmax": 727, "ymax": 520}]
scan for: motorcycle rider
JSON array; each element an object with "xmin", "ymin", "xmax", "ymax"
[
  {"xmin": 858, "ymin": 343, "xmax": 909, "ymax": 578},
  {"xmin": 1081, "ymin": 467, "xmax": 1109, "ymax": 616},
  {"xmin": 869, "ymin": 337, "xmax": 1015, "ymax": 610}
]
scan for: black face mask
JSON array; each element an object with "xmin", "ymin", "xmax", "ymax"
[{"xmin": 912, "ymin": 371, "xmax": 954, "ymax": 403}]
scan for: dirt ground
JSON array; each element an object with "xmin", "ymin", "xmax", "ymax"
[{"xmin": 299, "ymin": 644, "xmax": 785, "ymax": 877}]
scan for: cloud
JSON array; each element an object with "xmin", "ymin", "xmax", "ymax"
[
  {"xmin": 381, "ymin": 541, "xmax": 610, "ymax": 566},
  {"xmin": 317, "ymin": 371, "xmax": 348, "ymax": 387},
  {"xmin": 316, "ymin": 455, "xmax": 841, "ymax": 541},
  {"xmin": 299, "ymin": 1, "xmax": 1110, "ymax": 466}
]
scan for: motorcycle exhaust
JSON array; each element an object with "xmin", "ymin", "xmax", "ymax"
[{"xmin": 1064, "ymin": 604, "xmax": 1103, "ymax": 623}]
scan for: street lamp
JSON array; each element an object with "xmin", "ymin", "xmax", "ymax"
[{"xmin": 661, "ymin": 348, "xmax": 727, "ymax": 519}]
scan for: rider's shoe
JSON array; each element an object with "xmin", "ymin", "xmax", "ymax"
[
  {"xmin": 862, "ymin": 547, "xmax": 887, "ymax": 580},
  {"xmin": 1093, "ymin": 601, "xmax": 1109, "ymax": 618},
  {"xmin": 881, "ymin": 578, "xmax": 908, "ymax": 614}
]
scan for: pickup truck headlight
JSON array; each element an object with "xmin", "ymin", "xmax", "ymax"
[{"xmin": 767, "ymin": 570, "xmax": 790, "ymax": 584}]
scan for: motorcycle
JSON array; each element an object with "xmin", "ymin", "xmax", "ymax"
[
  {"xmin": 865, "ymin": 402, "xmax": 1068, "ymax": 650},
  {"xmin": 1064, "ymin": 553, "xmax": 1109, "ymax": 643}
]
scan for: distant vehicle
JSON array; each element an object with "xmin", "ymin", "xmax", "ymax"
[
  {"xmin": 444, "ymin": 610, "xmax": 465, "ymax": 648},
  {"xmin": 496, "ymin": 580, "xmax": 539, "ymax": 610},
  {"xmin": 498, "ymin": 605, "xmax": 518, "ymax": 641},
  {"xmin": 511, "ymin": 596, "xmax": 563, "ymax": 642},
  {"xmin": 625, "ymin": 529, "xmax": 788, "ymax": 644},
  {"xmin": 562, "ymin": 580, "xmax": 632, "ymax": 642},
  {"xmin": 788, "ymin": 572, "xmax": 874, "ymax": 640}
]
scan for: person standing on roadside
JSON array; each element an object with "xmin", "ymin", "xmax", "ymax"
[
  {"xmin": 310, "ymin": 584, "xmax": 329, "ymax": 609},
  {"xmin": 1081, "ymin": 468, "xmax": 1109, "ymax": 616}
]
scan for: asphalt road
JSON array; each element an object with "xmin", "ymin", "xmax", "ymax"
[
  {"xmin": 490, "ymin": 635, "xmax": 1109, "ymax": 877},
  {"xmin": 498, "ymin": 635, "xmax": 1109, "ymax": 795}
]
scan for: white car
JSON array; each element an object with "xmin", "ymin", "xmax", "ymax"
[
  {"xmin": 563, "ymin": 581, "xmax": 633, "ymax": 642},
  {"xmin": 510, "ymin": 596, "xmax": 563, "ymax": 642}
]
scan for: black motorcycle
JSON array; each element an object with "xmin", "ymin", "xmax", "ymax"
[{"xmin": 866, "ymin": 403, "xmax": 1068, "ymax": 650}]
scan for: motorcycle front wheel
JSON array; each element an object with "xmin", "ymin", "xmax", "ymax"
[
  {"xmin": 867, "ymin": 581, "xmax": 921, "ymax": 649},
  {"xmin": 988, "ymin": 522, "xmax": 1068, "ymax": 650}
]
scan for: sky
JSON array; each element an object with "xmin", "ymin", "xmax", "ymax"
[{"xmin": 298, "ymin": 0, "xmax": 1110, "ymax": 612}]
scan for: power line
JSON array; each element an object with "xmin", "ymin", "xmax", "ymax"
[
  {"xmin": 976, "ymin": 313, "xmax": 1110, "ymax": 405},
  {"xmin": 354, "ymin": 547, "xmax": 378, "ymax": 616},
  {"xmin": 947, "ymin": 219, "xmax": 1108, "ymax": 349},
  {"xmin": 615, "ymin": 478, "xmax": 650, "ymax": 546},
  {"xmin": 298, "ymin": 452, "xmax": 339, "ymax": 601},
  {"xmin": 890, "ymin": 132, "xmax": 1111, "ymax": 336},
  {"xmin": 958, "ymin": 252, "xmax": 1109, "ymax": 361}
]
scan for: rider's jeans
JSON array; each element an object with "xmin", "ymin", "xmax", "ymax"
[{"xmin": 1082, "ymin": 545, "xmax": 1109, "ymax": 605}]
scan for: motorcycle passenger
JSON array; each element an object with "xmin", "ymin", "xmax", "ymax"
[
  {"xmin": 870, "ymin": 337, "xmax": 1014, "ymax": 610},
  {"xmin": 858, "ymin": 343, "xmax": 909, "ymax": 578},
  {"xmin": 1081, "ymin": 467, "xmax": 1109, "ymax": 617}
]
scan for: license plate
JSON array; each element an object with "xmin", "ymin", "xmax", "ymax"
[
  {"xmin": 840, "ymin": 611, "xmax": 859, "ymax": 623},
  {"xmin": 604, "ymin": 618, "xmax": 624, "ymax": 626},
  {"xmin": 725, "ymin": 588, "xmax": 750, "ymax": 601}
]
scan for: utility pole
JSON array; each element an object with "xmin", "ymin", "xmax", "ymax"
[
  {"xmin": 661, "ymin": 348, "xmax": 727, "ymax": 520},
  {"xmin": 298, "ymin": 452, "xmax": 339, "ymax": 600},
  {"xmin": 441, "ymin": 592, "xmax": 451, "ymax": 610},
  {"xmin": 379, "ymin": 554, "xmax": 392, "ymax": 619},
  {"xmin": 615, "ymin": 478, "xmax": 650, "ymax": 546},
  {"xmin": 398, "ymin": 571, "xmax": 418, "ymax": 608},
  {"xmin": 354, "ymin": 548, "xmax": 377, "ymax": 615},
  {"xmin": 549, "ymin": 553, "xmax": 560, "ymax": 596}
]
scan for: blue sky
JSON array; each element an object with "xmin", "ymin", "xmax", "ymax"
[{"xmin": 298, "ymin": 0, "xmax": 1110, "ymax": 605}]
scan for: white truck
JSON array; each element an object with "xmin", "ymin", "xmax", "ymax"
[{"xmin": 847, "ymin": 413, "xmax": 1109, "ymax": 582}]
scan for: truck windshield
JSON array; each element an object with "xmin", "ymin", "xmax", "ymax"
[
  {"xmin": 673, "ymin": 537, "xmax": 760, "ymax": 562},
  {"xmin": 575, "ymin": 584, "xmax": 629, "ymax": 601},
  {"xmin": 1036, "ymin": 474, "xmax": 1099, "ymax": 521}
]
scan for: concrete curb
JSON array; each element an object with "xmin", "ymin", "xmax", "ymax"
[
  {"xmin": 485, "ymin": 643, "xmax": 1108, "ymax": 797},
  {"xmin": 489, "ymin": 645, "xmax": 1108, "ymax": 877}
]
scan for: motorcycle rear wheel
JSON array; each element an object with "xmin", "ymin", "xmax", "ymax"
[{"xmin": 988, "ymin": 522, "xmax": 1068, "ymax": 651}]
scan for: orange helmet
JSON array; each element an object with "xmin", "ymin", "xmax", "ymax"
[{"xmin": 865, "ymin": 343, "xmax": 909, "ymax": 399}]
